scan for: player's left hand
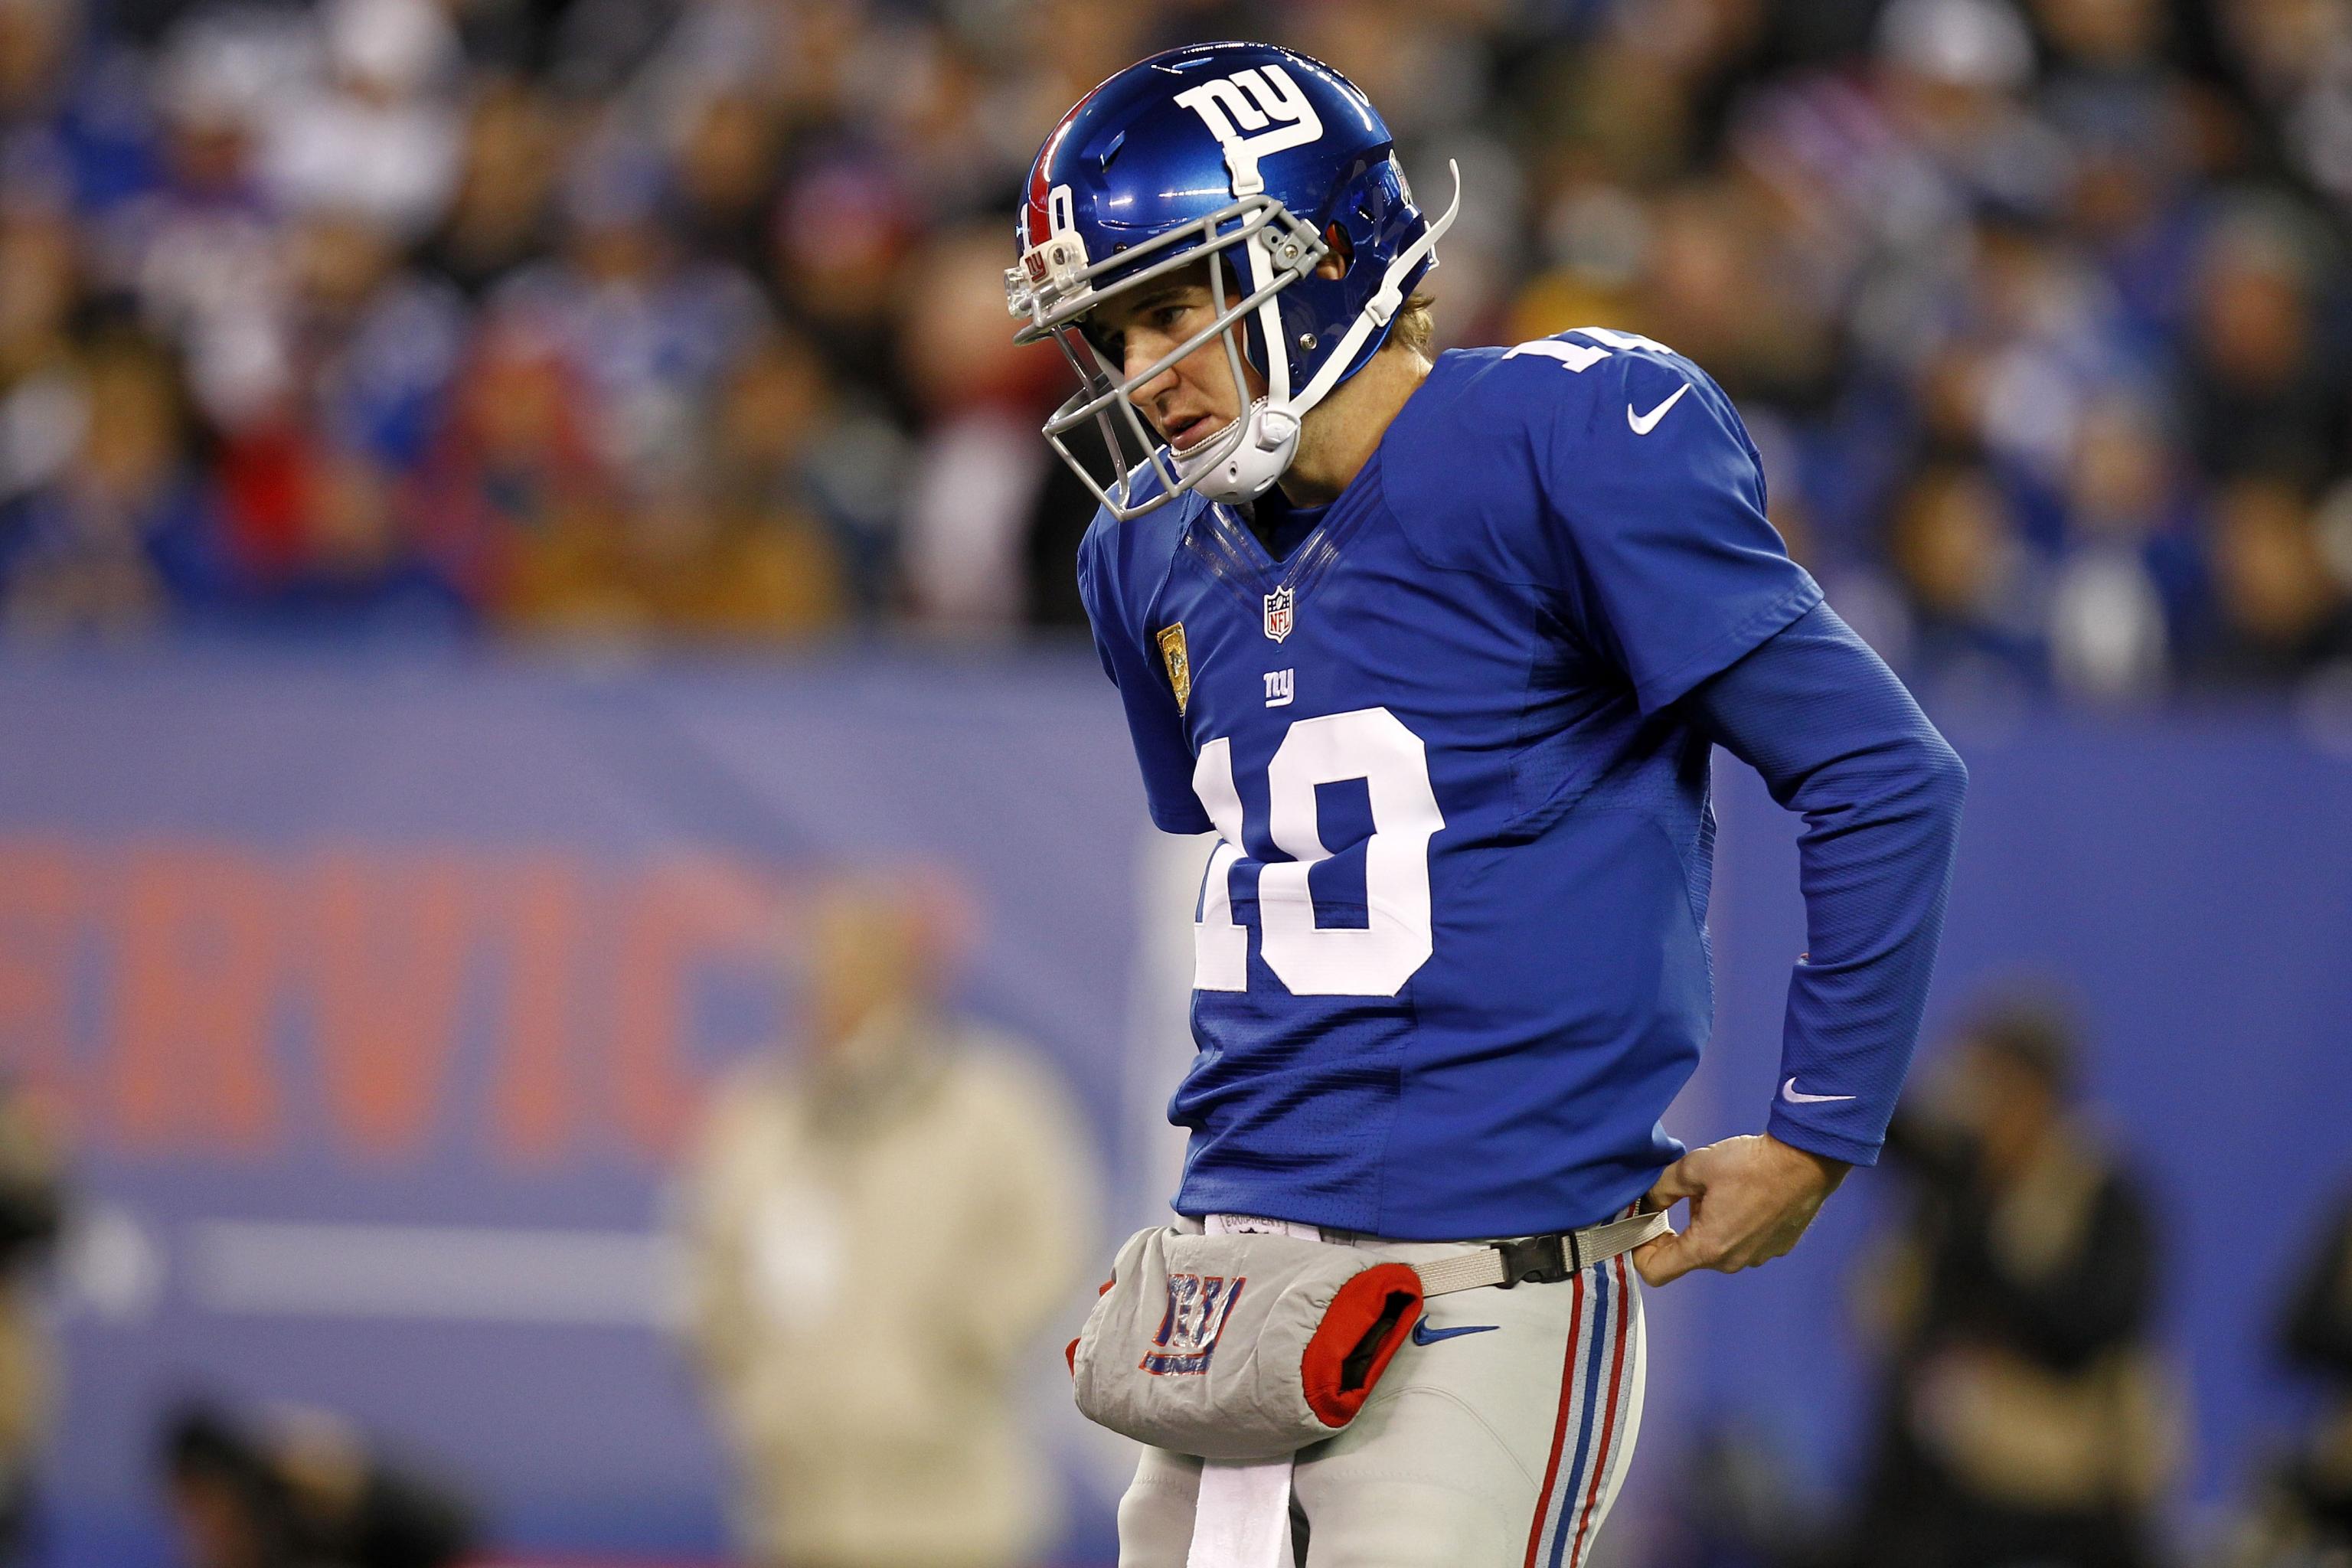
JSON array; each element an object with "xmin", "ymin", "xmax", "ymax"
[{"xmin": 1630, "ymin": 1132, "xmax": 1850, "ymax": 1287}]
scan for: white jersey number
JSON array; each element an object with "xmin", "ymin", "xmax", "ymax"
[
  {"xmin": 1191, "ymin": 707, "xmax": 1444, "ymax": 998},
  {"xmin": 1501, "ymin": 325, "xmax": 1671, "ymax": 371}
]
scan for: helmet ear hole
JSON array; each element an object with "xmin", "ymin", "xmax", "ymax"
[{"xmin": 1320, "ymin": 224, "xmax": 1354, "ymax": 281}]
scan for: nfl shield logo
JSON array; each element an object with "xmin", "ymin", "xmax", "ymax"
[
  {"xmin": 1138, "ymin": 1272, "xmax": 1245, "ymax": 1376},
  {"xmin": 1263, "ymin": 585, "xmax": 1295, "ymax": 643}
]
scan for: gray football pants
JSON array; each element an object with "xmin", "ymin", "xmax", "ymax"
[{"xmin": 1115, "ymin": 1236, "xmax": 1647, "ymax": 1568}]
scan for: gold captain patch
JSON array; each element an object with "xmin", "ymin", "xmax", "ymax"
[{"xmin": 1158, "ymin": 623, "xmax": 1191, "ymax": 714}]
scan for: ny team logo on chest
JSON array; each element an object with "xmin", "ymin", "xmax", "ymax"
[
  {"xmin": 1140, "ymin": 1271, "xmax": 1246, "ymax": 1376},
  {"xmin": 1263, "ymin": 584, "xmax": 1295, "ymax": 643}
]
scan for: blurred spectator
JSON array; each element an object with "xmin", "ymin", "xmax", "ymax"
[
  {"xmin": 2216, "ymin": 0, "xmax": 2352, "ymax": 220},
  {"xmin": 0, "ymin": 0, "xmax": 155, "ymax": 215},
  {"xmin": 667, "ymin": 87, "xmax": 781, "ymax": 279},
  {"xmin": 254, "ymin": 0, "xmax": 460, "ymax": 240},
  {"xmin": 2196, "ymin": 472, "xmax": 2352, "ymax": 683},
  {"xmin": 0, "ymin": 328, "xmax": 226, "ymax": 635},
  {"xmin": 2047, "ymin": 389, "xmax": 2187, "ymax": 700},
  {"xmin": 405, "ymin": 309, "xmax": 608, "ymax": 617},
  {"xmin": 98, "ymin": 11, "xmax": 289, "ymax": 433},
  {"xmin": 2180, "ymin": 200, "xmax": 2351, "ymax": 488},
  {"xmin": 162, "ymin": 1401, "xmax": 475, "ymax": 1568},
  {"xmin": 205, "ymin": 204, "xmax": 470, "ymax": 629},
  {"xmin": 678, "ymin": 872, "xmax": 1096, "ymax": 1568},
  {"xmin": 415, "ymin": 80, "xmax": 560, "ymax": 299},
  {"xmin": 1847, "ymin": 995, "xmax": 2181, "ymax": 1568},
  {"xmin": 498, "ymin": 129, "xmax": 767, "ymax": 500},
  {"xmin": 0, "ymin": 1081, "xmax": 60, "ymax": 1565},
  {"xmin": 2225, "ymin": 1183, "xmax": 2352, "ymax": 1565},
  {"xmin": 898, "ymin": 222, "xmax": 1069, "ymax": 631},
  {"xmin": 1888, "ymin": 461, "xmax": 2048, "ymax": 687}
]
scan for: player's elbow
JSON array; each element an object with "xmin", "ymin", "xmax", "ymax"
[{"xmin": 1911, "ymin": 730, "xmax": 1968, "ymax": 836}]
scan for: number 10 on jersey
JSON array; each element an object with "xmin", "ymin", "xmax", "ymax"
[{"xmin": 1191, "ymin": 706, "xmax": 1446, "ymax": 998}]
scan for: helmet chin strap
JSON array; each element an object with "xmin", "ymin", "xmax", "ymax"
[{"xmin": 1180, "ymin": 162, "xmax": 1463, "ymax": 509}]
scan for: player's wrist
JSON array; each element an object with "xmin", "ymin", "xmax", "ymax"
[{"xmin": 1765, "ymin": 1130, "xmax": 1852, "ymax": 1193}]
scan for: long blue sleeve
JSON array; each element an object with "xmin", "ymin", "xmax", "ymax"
[{"xmin": 1685, "ymin": 601, "xmax": 1968, "ymax": 1165}]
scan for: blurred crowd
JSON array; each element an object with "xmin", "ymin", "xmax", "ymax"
[
  {"xmin": 1665, "ymin": 996, "xmax": 2352, "ymax": 1568},
  {"xmin": 5, "ymin": 0, "xmax": 2352, "ymax": 688}
]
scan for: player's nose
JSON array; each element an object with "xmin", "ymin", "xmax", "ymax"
[
  {"xmin": 1125, "ymin": 337, "xmax": 1178, "ymax": 401},
  {"xmin": 1129, "ymin": 341, "xmax": 1185, "ymax": 416}
]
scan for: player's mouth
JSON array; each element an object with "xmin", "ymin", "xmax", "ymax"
[{"xmin": 1165, "ymin": 412, "xmax": 1230, "ymax": 455}]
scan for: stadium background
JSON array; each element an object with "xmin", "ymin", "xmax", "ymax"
[{"xmin": 1, "ymin": 0, "xmax": 2350, "ymax": 1562}]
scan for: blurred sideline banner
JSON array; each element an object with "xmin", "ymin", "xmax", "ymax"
[
  {"xmin": 0, "ymin": 645, "xmax": 1149, "ymax": 1563},
  {"xmin": 0, "ymin": 648, "xmax": 2347, "ymax": 1562}
]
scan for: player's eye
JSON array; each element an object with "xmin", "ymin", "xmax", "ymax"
[{"xmin": 1078, "ymin": 322, "xmax": 1122, "ymax": 368}]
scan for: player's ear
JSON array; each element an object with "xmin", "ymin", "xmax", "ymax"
[{"xmin": 1318, "ymin": 224, "xmax": 1354, "ymax": 282}]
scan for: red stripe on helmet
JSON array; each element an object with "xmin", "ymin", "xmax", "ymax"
[{"xmin": 1022, "ymin": 87, "xmax": 1101, "ymax": 250}]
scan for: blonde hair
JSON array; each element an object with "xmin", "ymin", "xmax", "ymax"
[{"xmin": 1389, "ymin": 292, "xmax": 1436, "ymax": 358}]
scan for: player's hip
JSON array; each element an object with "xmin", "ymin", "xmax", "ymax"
[{"xmin": 1117, "ymin": 1230, "xmax": 1648, "ymax": 1568}]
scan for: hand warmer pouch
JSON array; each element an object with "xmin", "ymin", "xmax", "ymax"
[{"xmin": 1069, "ymin": 1224, "xmax": 1424, "ymax": 1462}]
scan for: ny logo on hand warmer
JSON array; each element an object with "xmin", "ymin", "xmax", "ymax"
[{"xmin": 1140, "ymin": 1272, "xmax": 1246, "ymax": 1375}]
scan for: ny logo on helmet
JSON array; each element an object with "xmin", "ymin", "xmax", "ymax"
[
  {"xmin": 1174, "ymin": 65, "xmax": 1323, "ymax": 194},
  {"xmin": 1139, "ymin": 1272, "xmax": 1246, "ymax": 1376}
]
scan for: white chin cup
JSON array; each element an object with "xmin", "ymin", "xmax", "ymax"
[{"xmin": 1177, "ymin": 400, "xmax": 1301, "ymax": 507}]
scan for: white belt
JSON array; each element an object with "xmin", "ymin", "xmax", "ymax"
[
  {"xmin": 1413, "ymin": 1209, "xmax": 1671, "ymax": 1295},
  {"xmin": 1185, "ymin": 1209, "xmax": 1669, "ymax": 1568}
]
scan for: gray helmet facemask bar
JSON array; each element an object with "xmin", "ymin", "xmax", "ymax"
[{"xmin": 1008, "ymin": 194, "xmax": 1327, "ymax": 521}]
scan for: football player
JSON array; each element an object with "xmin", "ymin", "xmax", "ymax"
[{"xmin": 1009, "ymin": 42, "xmax": 1967, "ymax": 1566}]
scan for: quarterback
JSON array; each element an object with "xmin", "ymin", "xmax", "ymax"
[{"xmin": 1008, "ymin": 42, "xmax": 1967, "ymax": 1567}]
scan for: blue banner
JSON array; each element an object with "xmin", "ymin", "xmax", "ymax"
[{"xmin": 1, "ymin": 649, "xmax": 2346, "ymax": 1560}]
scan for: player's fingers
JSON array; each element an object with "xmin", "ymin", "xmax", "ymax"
[
  {"xmin": 1717, "ymin": 1210, "xmax": 1808, "ymax": 1272},
  {"xmin": 1643, "ymin": 1159, "xmax": 1703, "ymax": 1210},
  {"xmin": 1632, "ymin": 1228, "xmax": 1693, "ymax": 1287}
]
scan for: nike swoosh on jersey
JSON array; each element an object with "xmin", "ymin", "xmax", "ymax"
[
  {"xmin": 1782, "ymin": 1076, "xmax": 1856, "ymax": 1105},
  {"xmin": 1410, "ymin": 1317, "xmax": 1500, "ymax": 1346},
  {"xmin": 1626, "ymin": 382, "xmax": 1692, "ymax": 434}
]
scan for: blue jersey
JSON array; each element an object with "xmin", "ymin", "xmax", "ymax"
[{"xmin": 1078, "ymin": 330, "xmax": 1824, "ymax": 1241}]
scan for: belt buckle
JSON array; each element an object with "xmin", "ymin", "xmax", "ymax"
[{"xmin": 1493, "ymin": 1231, "xmax": 1575, "ymax": 1288}]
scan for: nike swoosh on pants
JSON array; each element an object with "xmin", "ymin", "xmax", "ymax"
[{"xmin": 1410, "ymin": 1317, "xmax": 1499, "ymax": 1345}]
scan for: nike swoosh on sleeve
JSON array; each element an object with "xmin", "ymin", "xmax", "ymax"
[
  {"xmin": 1782, "ymin": 1076, "xmax": 1856, "ymax": 1105},
  {"xmin": 1626, "ymin": 382, "xmax": 1691, "ymax": 434}
]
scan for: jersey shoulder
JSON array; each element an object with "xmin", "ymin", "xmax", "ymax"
[
  {"xmin": 1075, "ymin": 472, "xmax": 1211, "ymax": 639},
  {"xmin": 1406, "ymin": 328, "xmax": 1743, "ymax": 462},
  {"xmin": 1380, "ymin": 329, "xmax": 1761, "ymax": 583}
]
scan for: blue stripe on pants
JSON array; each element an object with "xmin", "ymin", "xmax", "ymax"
[{"xmin": 1548, "ymin": 1265, "xmax": 1612, "ymax": 1568}]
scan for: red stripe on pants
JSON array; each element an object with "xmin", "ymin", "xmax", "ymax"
[
  {"xmin": 1521, "ymin": 1270, "xmax": 1589, "ymax": 1568},
  {"xmin": 1565, "ymin": 1256, "xmax": 1634, "ymax": 1568}
]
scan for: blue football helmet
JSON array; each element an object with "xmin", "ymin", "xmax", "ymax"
[{"xmin": 1005, "ymin": 42, "xmax": 1459, "ymax": 519}]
